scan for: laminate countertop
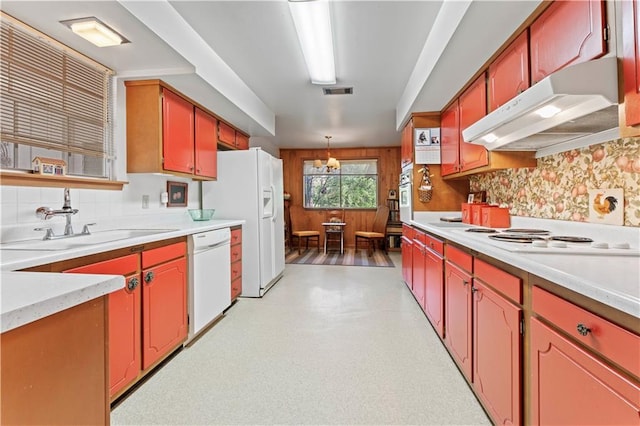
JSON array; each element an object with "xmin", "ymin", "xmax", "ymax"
[
  {"xmin": 410, "ymin": 212, "xmax": 640, "ymax": 319},
  {"xmin": 1, "ymin": 216, "xmax": 245, "ymax": 332}
]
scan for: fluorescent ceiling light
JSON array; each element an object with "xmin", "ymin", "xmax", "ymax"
[
  {"xmin": 61, "ymin": 17, "xmax": 128, "ymax": 47},
  {"xmin": 288, "ymin": 0, "xmax": 336, "ymax": 85}
]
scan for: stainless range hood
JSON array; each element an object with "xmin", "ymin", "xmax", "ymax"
[{"xmin": 462, "ymin": 56, "xmax": 619, "ymax": 156}]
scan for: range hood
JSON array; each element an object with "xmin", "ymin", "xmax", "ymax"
[{"xmin": 462, "ymin": 56, "xmax": 619, "ymax": 155}]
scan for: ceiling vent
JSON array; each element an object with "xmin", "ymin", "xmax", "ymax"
[{"xmin": 322, "ymin": 87, "xmax": 353, "ymax": 95}]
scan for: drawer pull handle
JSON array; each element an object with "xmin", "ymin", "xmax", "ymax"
[
  {"xmin": 127, "ymin": 277, "xmax": 139, "ymax": 291},
  {"xmin": 576, "ymin": 323, "xmax": 591, "ymax": 336},
  {"xmin": 144, "ymin": 271, "xmax": 155, "ymax": 283}
]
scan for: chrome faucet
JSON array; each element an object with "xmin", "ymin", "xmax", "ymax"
[{"xmin": 35, "ymin": 188, "xmax": 91, "ymax": 240}]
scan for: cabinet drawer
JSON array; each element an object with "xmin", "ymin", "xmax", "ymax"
[
  {"xmin": 231, "ymin": 260, "xmax": 242, "ymax": 282},
  {"xmin": 474, "ymin": 259, "xmax": 521, "ymax": 304},
  {"xmin": 231, "ymin": 276, "xmax": 242, "ymax": 299},
  {"xmin": 445, "ymin": 245, "xmax": 472, "ymax": 273},
  {"xmin": 402, "ymin": 224, "xmax": 415, "ymax": 240},
  {"xmin": 231, "ymin": 227, "xmax": 242, "ymax": 245},
  {"xmin": 533, "ymin": 286, "xmax": 640, "ymax": 378},
  {"xmin": 142, "ymin": 242, "xmax": 186, "ymax": 269},
  {"xmin": 424, "ymin": 233, "xmax": 443, "ymax": 256},
  {"xmin": 413, "ymin": 229, "xmax": 426, "ymax": 245},
  {"xmin": 64, "ymin": 254, "xmax": 138, "ymax": 276},
  {"xmin": 231, "ymin": 244, "xmax": 242, "ymax": 262}
]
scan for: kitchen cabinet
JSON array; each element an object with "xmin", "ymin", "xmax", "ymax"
[
  {"xmin": 488, "ymin": 30, "xmax": 530, "ymax": 111},
  {"xmin": 401, "ymin": 224, "xmax": 414, "ymax": 289},
  {"xmin": 235, "ymin": 132, "xmax": 250, "ymax": 150},
  {"xmin": 195, "ymin": 107, "xmax": 218, "ymax": 179},
  {"xmin": 530, "ymin": 317, "xmax": 640, "ymax": 425},
  {"xmin": 230, "ymin": 226, "xmax": 243, "ymax": 301},
  {"xmin": 440, "ymin": 100, "xmax": 460, "ymax": 176},
  {"xmin": 443, "ymin": 245, "xmax": 473, "ymax": 380},
  {"xmin": 411, "ymin": 229, "xmax": 427, "ymax": 309},
  {"xmin": 458, "ymin": 74, "xmax": 489, "ymax": 172},
  {"xmin": 423, "ymin": 233, "xmax": 444, "ymax": 338},
  {"xmin": 65, "ymin": 254, "xmax": 140, "ymax": 399},
  {"xmin": 622, "ymin": 0, "xmax": 640, "ymax": 128},
  {"xmin": 125, "ymin": 80, "xmax": 222, "ymax": 179},
  {"xmin": 218, "ymin": 121, "xmax": 250, "ymax": 150},
  {"xmin": 1, "ymin": 297, "xmax": 109, "ymax": 425},
  {"xmin": 529, "ymin": 0, "xmax": 606, "ymax": 84},
  {"xmin": 141, "ymin": 242, "xmax": 188, "ymax": 370},
  {"xmin": 401, "ymin": 119, "xmax": 414, "ymax": 167},
  {"xmin": 473, "ymin": 260, "xmax": 522, "ymax": 425}
]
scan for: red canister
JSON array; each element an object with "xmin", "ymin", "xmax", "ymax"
[{"xmin": 481, "ymin": 206, "xmax": 511, "ymax": 228}]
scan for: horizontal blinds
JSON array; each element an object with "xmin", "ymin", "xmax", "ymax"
[{"xmin": 0, "ymin": 16, "xmax": 113, "ymax": 159}]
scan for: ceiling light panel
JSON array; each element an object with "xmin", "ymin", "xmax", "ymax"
[{"xmin": 61, "ymin": 17, "xmax": 129, "ymax": 47}]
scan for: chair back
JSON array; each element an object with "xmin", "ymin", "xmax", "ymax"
[
  {"xmin": 371, "ymin": 205, "xmax": 390, "ymax": 233},
  {"xmin": 326, "ymin": 209, "xmax": 344, "ymax": 230},
  {"xmin": 289, "ymin": 204, "xmax": 310, "ymax": 233}
]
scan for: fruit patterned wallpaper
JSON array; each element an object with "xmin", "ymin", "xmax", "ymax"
[{"xmin": 469, "ymin": 137, "xmax": 640, "ymax": 227}]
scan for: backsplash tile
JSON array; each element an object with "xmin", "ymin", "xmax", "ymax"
[{"xmin": 470, "ymin": 137, "xmax": 640, "ymax": 227}]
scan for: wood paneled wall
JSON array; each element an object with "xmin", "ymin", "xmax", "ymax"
[{"xmin": 280, "ymin": 146, "xmax": 401, "ymax": 249}]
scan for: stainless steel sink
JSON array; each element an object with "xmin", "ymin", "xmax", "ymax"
[{"xmin": 0, "ymin": 229, "xmax": 178, "ymax": 251}]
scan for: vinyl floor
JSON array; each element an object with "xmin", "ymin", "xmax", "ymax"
[{"xmin": 111, "ymin": 252, "xmax": 491, "ymax": 425}]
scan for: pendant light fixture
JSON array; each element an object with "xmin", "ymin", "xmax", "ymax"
[{"xmin": 314, "ymin": 135, "xmax": 340, "ymax": 172}]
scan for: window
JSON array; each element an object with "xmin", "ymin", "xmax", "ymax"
[
  {"xmin": 0, "ymin": 13, "xmax": 114, "ymax": 179},
  {"xmin": 303, "ymin": 159, "xmax": 378, "ymax": 209}
]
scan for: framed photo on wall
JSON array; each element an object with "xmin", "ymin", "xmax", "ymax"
[{"xmin": 167, "ymin": 181, "xmax": 188, "ymax": 207}]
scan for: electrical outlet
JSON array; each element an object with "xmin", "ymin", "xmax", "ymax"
[{"xmin": 142, "ymin": 194, "xmax": 149, "ymax": 209}]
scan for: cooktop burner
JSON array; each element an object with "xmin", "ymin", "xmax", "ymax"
[
  {"xmin": 549, "ymin": 236, "xmax": 594, "ymax": 243},
  {"xmin": 504, "ymin": 228, "xmax": 550, "ymax": 234},
  {"xmin": 489, "ymin": 234, "xmax": 546, "ymax": 243},
  {"xmin": 465, "ymin": 228, "xmax": 499, "ymax": 233}
]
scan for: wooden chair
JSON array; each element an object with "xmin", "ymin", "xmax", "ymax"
[
  {"xmin": 289, "ymin": 205, "xmax": 320, "ymax": 254},
  {"xmin": 354, "ymin": 205, "xmax": 390, "ymax": 256},
  {"xmin": 324, "ymin": 209, "xmax": 345, "ymax": 254}
]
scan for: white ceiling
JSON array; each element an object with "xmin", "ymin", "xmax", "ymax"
[{"xmin": 1, "ymin": 0, "xmax": 542, "ymax": 150}]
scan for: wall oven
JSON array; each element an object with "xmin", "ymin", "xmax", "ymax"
[{"xmin": 399, "ymin": 165, "xmax": 413, "ymax": 223}]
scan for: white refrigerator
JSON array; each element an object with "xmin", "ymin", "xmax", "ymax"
[{"xmin": 202, "ymin": 148, "xmax": 285, "ymax": 297}]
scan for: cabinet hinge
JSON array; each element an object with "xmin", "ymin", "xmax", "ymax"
[
  {"xmin": 603, "ymin": 24, "xmax": 610, "ymax": 42},
  {"xmin": 520, "ymin": 318, "xmax": 525, "ymax": 335}
]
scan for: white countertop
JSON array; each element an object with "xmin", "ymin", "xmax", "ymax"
[
  {"xmin": 410, "ymin": 212, "xmax": 640, "ymax": 319},
  {"xmin": 0, "ymin": 216, "xmax": 245, "ymax": 332}
]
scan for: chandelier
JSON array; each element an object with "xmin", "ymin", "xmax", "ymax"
[{"xmin": 314, "ymin": 135, "xmax": 340, "ymax": 172}]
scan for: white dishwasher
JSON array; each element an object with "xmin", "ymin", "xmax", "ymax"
[{"xmin": 187, "ymin": 228, "xmax": 231, "ymax": 344}]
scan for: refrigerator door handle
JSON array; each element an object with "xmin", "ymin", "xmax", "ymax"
[{"xmin": 270, "ymin": 184, "xmax": 277, "ymax": 221}]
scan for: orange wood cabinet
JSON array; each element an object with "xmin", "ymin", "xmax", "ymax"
[
  {"xmin": 195, "ymin": 107, "xmax": 218, "ymax": 178},
  {"xmin": 125, "ymin": 80, "xmax": 218, "ymax": 179},
  {"xmin": 622, "ymin": 0, "xmax": 640, "ymax": 128},
  {"xmin": 218, "ymin": 121, "xmax": 250, "ymax": 150},
  {"xmin": 530, "ymin": 317, "xmax": 640, "ymax": 425},
  {"xmin": 529, "ymin": 0, "xmax": 606, "ymax": 84},
  {"xmin": 472, "ymin": 260, "xmax": 522, "ymax": 425},
  {"xmin": 423, "ymin": 234, "xmax": 444, "ymax": 338},
  {"xmin": 1, "ymin": 297, "xmax": 109, "ymax": 425},
  {"xmin": 65, "ymin": 254, "xmax": 140, "ymax": 399},
  {"xmin": 440, "ymin": 100, "xmax": 460, "ymax": 176},
  {"xmin": 488, "ymin": 30, "xmax": 530, "ymax": 111},
  {"xmin": 141, "ymin": 242, "xmax": 188, "ymax": 370},
  {"xmin": 401, "ymin": 119, "xmax": 414, "ymax": 167},
  {"xmin": 401, "ymin": 224, "xmax": 414, "ymax": 289},
  {"xmin": 443, "ymin": 245, "xmax": 473, "ymax": 381},
  {"xmin": 458, "ymin": 74, "xmax": 489, "ymax": 172},
  {"xmin": 235, "ymin": 132, "xmax": 250, "ymax": 150},
  {"xmin": 230, "ymin": 226, "xmax": 243, "ymax": 300},
  {"xmin": 411, "ymin": 229, "xmax": 428, "ymax": 309}
]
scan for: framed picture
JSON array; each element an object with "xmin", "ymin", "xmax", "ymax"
[
  {"xmin": 467, "ymin": 191, "xmax": 486, "ymax": 203},
  {"xmin": 167, "ymin": 181, "xmax": 188, "ymax": 207},
  {"xmin": 414, "ymin": 128, "xmax": 431, "ymax": 145}
]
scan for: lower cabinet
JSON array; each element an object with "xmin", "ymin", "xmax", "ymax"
[
  {"xmin": 411, "ymin": 230, "xmax": 427, "ymax": 309},
  {"xmin": 64, "ymin": 240, "xmax": 187, "ymax": 400},
  {"xmin": 530, "ymin": 317, "xmax": 640, "ymax": 425},
  {"xmin": 423, "ymin": 236, "xmax": 444, "ymax": 339},
  {"xmin": 401, "ymin": 224, "xmax": 414, "ymax": 289}
]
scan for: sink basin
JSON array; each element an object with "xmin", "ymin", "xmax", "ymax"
[
  {"xmin": 0, "ymin": 229, "xmax": 178, "ymax": 251},
  {"xmin": 427, "ymin": 222, "xmax": 473, "ymax": 229}
]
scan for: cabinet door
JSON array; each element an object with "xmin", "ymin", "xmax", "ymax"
[
  {"xmin": 194, "ymin": 107, "xmax": 218, "ymax": 178},
  {"xmin": 235, "ymin": 133, "xmax": 250, "ymax": 150},
  {"xmin": 530, "ymin": 318, "xmax": 640, "ymax": 425},
  {"xmin": 488, "ymin": 30, "xmax": 530, "ymax": 111},
  {"xmin": 401, "ymin": 120, "xmax": 413, "ymax": 167},
  {"xmin": 142, "ymin": 257, "xmax": 188, "ymax": 370},
  {"xmin": 458, "ymin": 74, "xmax": 488, "ymax": 172},
  {"xmin": 473, "ymin": 280, "xmax": 522, "ymax": 425},
  {"xmin": 440, "ymin": 100, "xmax": 460, "ymax": 176},
  {"xmin": 401, "ymin": 236, "xmax": 413, "ymax": 289},
  {"xmin": 218, "ymin": 121, "xmax": 236, "ymax": 148},
  {"xmin": 622, "ymin": 0, "xmax": 640, "ymax": 127},
  {"xmin": 424, "ymin": 248, "xmax": 444, "ymax": 338},
  {"xmin": 162, "ymin": 89, "xmax": 194, "ymax": 174},
  {"xmin": 530, "ymin": 0, "xmax": 606, "ymax": 84},
  {"xmin": 444, "ymin": 261, "xmax": 473, "ymax": 380},
  {"xmin": 64, "ymin": 254, "xmax": 141, "ymax": 399},
  {"xmin": 411, "ymin": 241, "xmax": 426, "ymax": 309}
]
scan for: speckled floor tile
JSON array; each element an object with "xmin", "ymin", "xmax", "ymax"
[{"xmin": 111, "ymin": 252, "xmax": 491, "ymax": 425}]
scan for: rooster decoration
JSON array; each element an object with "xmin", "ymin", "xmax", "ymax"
[{"xmin": 592, "ymin": 192, "xmax": 618, "ymax": 219}]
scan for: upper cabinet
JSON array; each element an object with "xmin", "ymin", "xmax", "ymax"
[
  {"xmin": 440, "ymin": 100, "xmax": 460, "ymax": 176},
  {"xmin": 488, "ymin": 30, "xmax": 530, "ymax": 111},
  {"xmin": 126, "ymin": 79, "xmax": 247, "ymax": 180},
  {"xmin": 457, "ymin": 74, "xmax": 488, "ymax": 172},
  {"xmin": 529, "ymin": 0, "xmax": 606, "ymax": 84},
  {"xmin": 218, "ymin": 121, "xmax": 250, "ymax": 151},
  {"xmin": 401, "ymin": 118, "xmax": 414, "ymax": 168},
  {"xmin": 622, "ymin": 0, "xmax": 640, "ymax": 129}
]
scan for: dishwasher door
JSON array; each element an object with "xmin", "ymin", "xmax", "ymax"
[{"xmin": 188, "ymin": 229, "xmax": 231, "ymax": 343}]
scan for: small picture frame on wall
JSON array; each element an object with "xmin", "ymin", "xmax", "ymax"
[
  {"xmin": 167, "ymin": 181, "xmax": 188, "ymax": 207},
  {"xmin": 467, "ymin": 191, "xmax": 486, "ymax": 203}
]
